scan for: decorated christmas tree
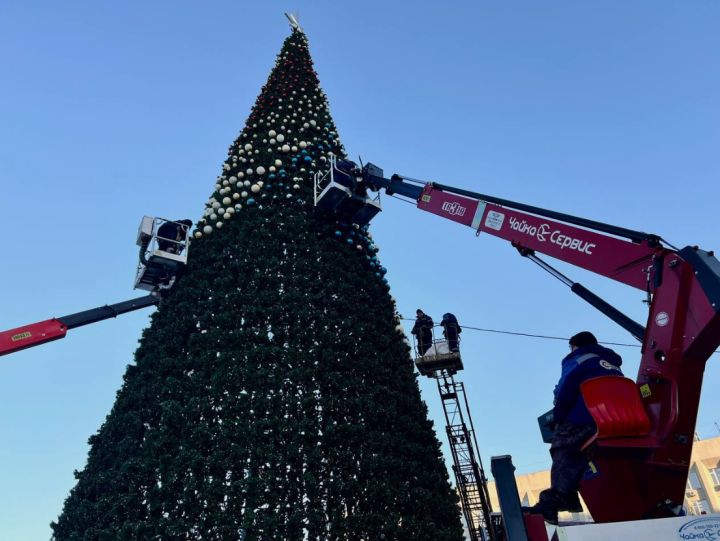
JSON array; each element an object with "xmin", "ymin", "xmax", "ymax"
[{"xmin": 51, "ymin": 22, "xmax": 464, "ymax": 541}]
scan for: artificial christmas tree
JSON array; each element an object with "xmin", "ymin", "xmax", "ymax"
[{"xmin": 52, "ymin": 24, "xmax": 465, "ymax": 541}]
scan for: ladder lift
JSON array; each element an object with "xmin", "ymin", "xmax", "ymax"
[{"xmin": 413, "ymin": 328, "xmax": 496, "ymax": 541}]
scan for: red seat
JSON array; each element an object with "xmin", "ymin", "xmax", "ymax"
[{"xmin": 581, "ymin": 376, "xmax": 651, "ymax": 441}]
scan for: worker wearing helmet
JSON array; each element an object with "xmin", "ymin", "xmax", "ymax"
[{"xmin": 523, "ymin": 331, "xmax": 623, "ymax": 524}]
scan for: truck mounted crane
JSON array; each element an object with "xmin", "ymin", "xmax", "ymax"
[{"xmin": 314, "ymin": 157, "xmax": 720, "ymax": 537}]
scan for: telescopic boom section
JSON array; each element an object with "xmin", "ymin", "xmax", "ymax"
[
  {"xmin": 0, "ymin": 295, "xmax": 159, "ymax": 356},
  {"xmin": 363, "ymin": 163, "xmax": 663, "ymax": 290},
  {"xmin": 362, "ymin": 161, "xmax": 720, "ymax": 523}
]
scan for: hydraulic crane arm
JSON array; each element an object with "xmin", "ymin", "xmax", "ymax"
[
  {"xmin": 363, "ymin": 163, "xmax": 664, "ymax": 291},
  {"xmin": 0, "ymin": 294, "xmax": 159, "ymax": 357}
]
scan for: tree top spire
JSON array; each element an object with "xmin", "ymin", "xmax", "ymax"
[{"xmin": 284, "ymin": 12, "xmax": 302, "ymax": 33}]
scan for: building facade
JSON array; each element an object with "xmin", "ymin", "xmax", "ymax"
[{"xmin": 486, "ymin": 435, "xmax": 720, "ymax": 521}]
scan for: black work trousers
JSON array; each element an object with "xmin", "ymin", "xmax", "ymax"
[{"xmin": 538, "ymin": 422, "xmax": 595, "ymax": 508}]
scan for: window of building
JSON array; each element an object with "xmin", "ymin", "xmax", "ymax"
[
  {"xmin": 710, "ymin": 467, "xmax": 720, "ymax": 487},
  {"xmin": 688, "ymin": 471, "xmax": 702, "ymax": 490},
  {"xmin": 693, "ymin": 499, "xmax": 710, "ymax": 515}
]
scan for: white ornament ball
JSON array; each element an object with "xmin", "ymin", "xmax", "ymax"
[
  {"xmin": 246, "ymin": 168, "xmax": 253, "ymax": 175},
  {"xmin": 256, "ymin": 166, "xmax": 266, "ymax": 175},
  {"xmin": 269, "ymin": 138, "xmax": 276, "ymax": 145},
  {"xmin": 269, "ymin": 130, "xmax": 277, "ymax": 137},
  {"xmin": 244, "ymin": 180, "xmax": 251, "ymax": 186},
  {"xmin": 223, "ymin": 213, "xmax": 231, "ymax": 220},
  {"xmin": 276, "ymin": 134, "xmax": 285, "ymax": 142},
  {"xmin": 229, "ymin": 176, "xmax": 237, "ymax": 183},
  {"xmin": 241, "ymin": 191, "xmax": 248, "ymax": 198},
  {"xmin": 212, "ymin": 202, "xmax": 221, "ymax": 209},
  {"xmin": 269, "ymin": 166, "xmax": 276, "ymax": 172},
  {"xmin": 274, "ymin": 159, "xmax": 282, "ymax": 167},
  {"xmin": 194, "ymin": 231, "xmax": 202, "ymax": 239},
  {"xmin": 238, "ymin": 172, "xmax": 245, "ymax": 179},
  {"xmin": 310, "ymin": 120, "xmax": 317, "ymax": 127},
  {"xmin": 216, "ymin": 221, "xmax": 223, "ymax": 228},
  {"xmin": 303, "ymin": 123, "xmax": 310, "ymax": 129},
  {"xmin": 222, "ymin": 197, "xmax": 231, "ymax": 205},
  {"xmin": 203, "ymin": 225, "xmax": 213, "ymax": 234},
  {"xmin": 257, "ymin": 181, "xmax": 264, "ymax": 187},
  {"xmin": 251, "ymin": 184, "xmax": 260, "ymax": 193},
  {"xmin": 282, "ymin": 144, "xmax": 290, "ymax": 152},
  {"xmin": 244, "ymin": 144, "xmax": 252, "ymax": 151},
  {"xmin": 299, "ymin": 141, "xmax": 307, "ymax": 149},
  {"xmin": 233, "ymin": 192, "xmax": 240, "ymax": 200},
  {"xmin": 293, "ymin": 184, "xmax": 300, "ymax": 190},
  {"xmin": 291, "ymin": 146, "xmax": 298, "ymax": 152}
]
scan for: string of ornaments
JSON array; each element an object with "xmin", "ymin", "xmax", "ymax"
[{"xmin": 192, "ymin": 29, "xmax": 388, "ymax": 283}]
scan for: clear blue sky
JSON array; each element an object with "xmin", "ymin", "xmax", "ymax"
[{"xmin": 1, "ymin": 2, "xmax": 719, "ymax": 539}]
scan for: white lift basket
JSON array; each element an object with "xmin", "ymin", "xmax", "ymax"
[
  {"xmin": 313, "ymin": 156, "xmax": 382, "ymax": 226},
  {"xmin": 134, "ymin": 216, "xmax": 191, "ymax": 292}
]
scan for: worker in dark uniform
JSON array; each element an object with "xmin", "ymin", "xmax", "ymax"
[
  {"xmin": 157, "ymin": 219, "xmax": 193, "ymax": 254},
  {"xmin": 440, "ymin": 313, "xmax": 461, "ymax": 352},
  {"xmin": 334, "ymin": 159, "xmax": 360, "ymax": 191},
  {"xmin": 523, "ymin": 331, "xmax": 624, "ymax": 524},
  {"xmin": 411, "ymin": 309, "xmax": 434, "ymax": 356}
]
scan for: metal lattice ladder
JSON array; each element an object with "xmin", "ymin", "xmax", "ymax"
[{"xmin": 435, "ymin": 370, "xmax": 496, "ymax": 541}]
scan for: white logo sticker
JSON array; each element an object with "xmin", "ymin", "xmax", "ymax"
[
  {"xmin": 655, "ymin": 312, "xmax": 670, "ymax": 327},
  {"xmin": 485, "ymin": 211, "xmax": 505, "ymax": 231},
  {"xmin": 600, "ymin": 360, "xmax": 619, "ymax": 371}
]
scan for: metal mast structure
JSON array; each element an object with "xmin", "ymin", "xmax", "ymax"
[{"xmin": 414, "ymin": 331, "xmax": 495, "ymax": 541}]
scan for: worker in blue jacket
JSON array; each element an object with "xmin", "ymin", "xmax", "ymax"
[{"xmin": 524, "ymin": 331, "xmax": 623, "ymax": 524}]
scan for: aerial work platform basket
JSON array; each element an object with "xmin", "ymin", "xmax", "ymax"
[
  {"xmin": 134, "ymin": 216, "xmax": 191, "ymax": 292},
  {"xmin": 413, "ymin": 326, "xmax": 464, "ymax": 377},
  {"xmin": 313, "ymin": 156, "xmax": 381, "ymax": 226},
  {"xmin": 414, "ymin": 339, "xmax": 464, "ymax": 376}
]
